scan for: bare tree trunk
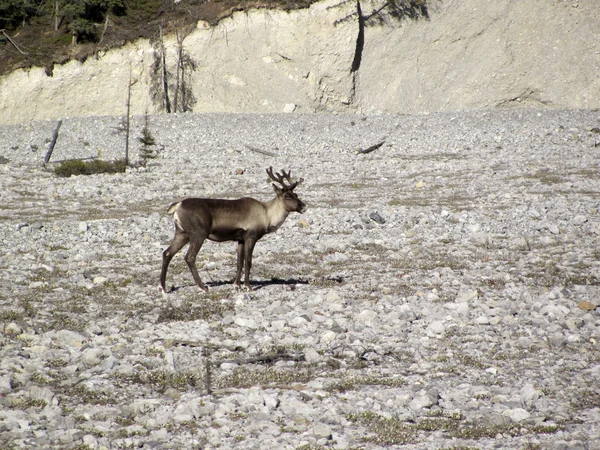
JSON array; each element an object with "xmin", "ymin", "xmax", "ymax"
[
  {"xmin": 173, "ymin": 28, "xmax": 182, "ymax": 112},
  {"xmin": 125, "ymin": 72, "xmax": 132, "ymax": 166},
  {"xmin": 54, "ymin": 0, "xmax": 60, "ymax": 32},
  {"xmin": 179, "ymin": 45, "xmax": 186, "ymax": 111},
  {"xmin": 44, "ymin": 119, "xmax": 63, "ymax": 165},
  {"xmin": 159, "ymin": 25, "xmax": 171, "ymax": 113},
  {"xmin": 98, "ymin": 13, "xmax": 109, "ymax": 45}
]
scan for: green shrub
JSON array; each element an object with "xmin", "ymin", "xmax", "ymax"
[{"xmin": 54, "ymin": 158, "xmax": 127, "ymax": 177}]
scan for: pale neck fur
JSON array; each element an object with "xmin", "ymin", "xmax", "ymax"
[{"xmin": 265, "ymin": 197, "xmax": 290, "ymax": 233}]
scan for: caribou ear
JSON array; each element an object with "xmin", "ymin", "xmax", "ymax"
[{"xmin": 272, "ymin": 183, "xmax": 283, "ymax": 194}]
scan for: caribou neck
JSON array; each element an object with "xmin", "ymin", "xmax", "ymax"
[{"xmin": 265, "ymin": 197, "xmax": 290, "ymax": 233}]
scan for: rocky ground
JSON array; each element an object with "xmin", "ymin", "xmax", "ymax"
[{"xmin": 0, "ymin": 109, "xmax": 600, "ymax": 449}]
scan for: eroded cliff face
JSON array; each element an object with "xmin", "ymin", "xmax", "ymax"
[
  {"xmin": 356, "ymin": 0, "xmax": 600, "ymax": 114},
  {"xmin": 0, "ymin": 0, "xmax": 598, "ymax": 124}
]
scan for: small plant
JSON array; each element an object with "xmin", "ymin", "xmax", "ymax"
[
  {"xmin": 113, "ymin": 369, "xmax": 202, "ymax": 391},
  {"xmin": 156, "ymin": 299, "xmax": 233, "ymax": 323},
  {"xmin": 54, "ymin": 159, "xmax": 127, "ymax": 177},
  {"xmin": 216, "ymin": 367, "xmax": 314, "ymax": 389},
  {"xmin": 9, "ymin": 397, "xmax": 48, "ymax": 409},
  {"xmin": 0, "ymin": 309, "xmax": 23, "ymax": 323},
  {"xmin": 347, "ymin": 411, "xmax": 416, "ymax": 445},
  {"xmin": 138, "ymin": 112, "xmax": 160, "ymax": 163},
  {"xmin": 326, "ymin": 376, "xmax": 407, "ymax": 393}
]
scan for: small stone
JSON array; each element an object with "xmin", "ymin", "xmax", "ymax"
[
  {"xmin": 369, "ymin": 211, "xmax": 386, "ymax": 224},
  {"xmin": 325, "ymin": 290, "xmax": 341, "ymax": 302},
  {"xmin": 55, "ymin": 330, "xmax": 86, "ymax": 348},
  {"xmin": 297, "ymin": 219, "xmax": 310, "ymax": 228},
  {"xmin": 313, "ymin": 423, "xmax": 332, "ymax": 439},
  {"xmin": 162, "ymin": 388, "xmax": 180, "ymax": 401},
  {"xmin": 483, "ymin": 413, "xmax": 512, "ymax": 427},
  {"xmin": 426, "ymin": 321, "xmax": 445, "ymax": 335},
  {"xmin": 565, "ymin": 318, "xmax": 584, "ymax": 330},
  {"xmin": 577, "ymin": 301, "xmax": 596, "ymax": 311},
  {"xmin": 520, "ymin": 384, "xmax": 540, "ymax": 408},
  {"xmin": 78, "ymin": 221, "xmax": 88, "ymax": 232},
  {"xmin": 476, "ymin": 316, "xmax": 490, "ymax": 325},
  {"xmin": 320, "ymin": 331, "xmax": 337, "ymax": 344},
  {"xmin": 456, "ymin": 290, "xmax": 478, "ymax": 302},
  {"xmin": 410, "ymin": 391, "xmax": 435, "ymax": 410},
  {"xmin": 503, "ymin": 408, "xmax": 531, "ymax": 423},
  {"xmin": 29, "ymin": 385, "xmax": 57, "ymax": 407},
  {"xmin": 82, "ymin": 348, "xmax": 105, "ymax": 367},
  {"xmin": 548, "ymin": 224, "xmax": 560, "ymax": 235},
  {"xmin": 0, "ymin": 375, "xmax": 12, "ymax": 394},
  {"xmin": 5, "ymin": 322, "xmax": 22, "ymax": 335},
  {"xmin": 233, "ymin": 317, "xmax": 257, "ymax": 328},
  {"xmin": 82, "ymin": 435, "xmax": 98, "ymax": 448},
  {"xmin": 263, "ymin": 393, "xmax": 278, "ymax": 410},
  {"xmin": 304, "ymin": 348, "xmax": 323, "ymax": 364},
  {"xmin": 357, "ymin": 309, "xmax": 377, "ymax": 325},
  {"xmin": 93, "ymin": 276, "xmax": 107, "ymax": 285},
  {"xmin": 283, "ymin": 103, "xmax": 296, "ymax": 113},
  {"xmin": 290, "ymin": 316, "xmax": 309, "ymax": 327},
  {"xmin": 415, "ymin": 180, "xmax": 425, "ymax": 189}
]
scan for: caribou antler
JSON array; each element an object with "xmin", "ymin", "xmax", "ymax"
[{"xmin": 266, "ymin": 167, "xmax": 304, "ymax": 190}]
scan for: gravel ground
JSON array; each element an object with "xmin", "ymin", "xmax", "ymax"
[{"xmin": 1, "ymin": 109, "xmax": 600, "ymax": 450}]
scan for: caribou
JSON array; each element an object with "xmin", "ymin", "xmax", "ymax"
[{"xmin": 160, "ymin": 167, "xmax": 306, "ymax": 292}]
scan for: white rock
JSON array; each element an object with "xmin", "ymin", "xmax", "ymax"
[
  {"xmin": 456, "ymin": 290, "xmax": 478, "ymax": 302},
  {"xmin": 410, "ymin": 391, "xmax": 435, "ymax": 410},
  {"xmin": 280, "ymin": 396, "xmax": 315, "ymax": 418},
  {"xmin": 590, "ymin": 365, "xmax": 600, "ymax": 379},
  {"xmin": 357, "ymin": 309, "xmax": 377, "ymax": 325},
  {"xmin": 325, "ymin": 290, "xmax": 341, "ymax": 302},
  {"xmin": 475, "ymin": 316, "xmax": 490, "ymax": 325},
  {"xmin": 4, "ymin": 322, "xmax": 22, "ymax": 335},
  {"xmin": 304, "ymin": 348, "xmax": 323, "ymax": 364},
  {"xmin": 233, "ymin": 317, "xmax": 257, "ymax": 328},
  {"xmin": 520, "ymin": 384, "xmax": 540, "ymax": 408},
  {"xmin": 54, "ymin": 330, "xmax": 86, "ymax": 348},
  {"xmin": 283, "ymin": 103, "xmax": 297, "ymax": 113},
  {"xmin": 503, "ymin": 408, "xmax": 531, "ymax": 423},
  {"xmin": 0, "ymin": 375, "xmax": 12, "ymax": 394},
  {"xmin": 320, "ymin": 331, "xmax": 337, "ymax": 344},
  {"xmin": 82, "ymin": 348, "xmax": 105, "ymax": 367},
  {"xmin": 313, "ymin": 422, "xmax": 332, "ymax": 438},
  {"xmin": 263, "ymin": 393, "xmax": 279, "ymax": 411},
  {"xmin": 93, "ymin": 276, "xmax": 108, "ymax": 285},
  {"xmin": 427, "ymin": 320, "xmax": 445, "ymax": 335},
  {"xmin": 289, "ymin": 316, "xmax": 309, "ymax": 327},
  {"xmin": 28, "ymin": 385, "xmax": 57, "ymax": 407}
]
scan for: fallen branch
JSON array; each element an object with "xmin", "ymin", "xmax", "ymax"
[
  {"xmin": 244, "ymin": 144, "xmax": 278, "ymax": 157},
  {"xmin": 357, "ymin": 140, "xmax": 385, "ymax": 154},
  {"xmin": 216, "ymin": 351, "xmax": 305, "ymax": 366},
  {"xmin": 1, "ymin": 29, "xmax": 27, "ymax": 55},
  {"xmin": 165, "ymin": 339, "xmax": 245, "ymax": 352}
]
